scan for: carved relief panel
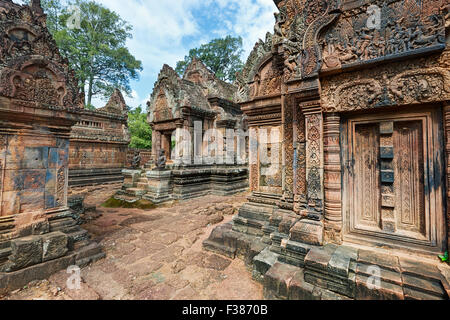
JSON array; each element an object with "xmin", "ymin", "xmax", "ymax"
[
  {"xmin": 320, "ymin": 0, "xmax": 447, "ymax": 72},
  {"xmin": 321, "ymin": 52, "xmax": 450, "ymax": 112}
]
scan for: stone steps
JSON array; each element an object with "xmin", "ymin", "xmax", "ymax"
[
  {"xmin": 124, "ymin": 188, "xmax": 147, "ymax": 196},
  {"xmin": 204, "ymin": 217, "xmax": 450, "ymax": 300},
  {"xmin": 136, "ymin": 182, "xmax": 148, "ymax": 189}
]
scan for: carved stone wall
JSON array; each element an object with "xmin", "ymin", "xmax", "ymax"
[
  {"xmin": 227, "ymin": 0, "xmax": 449, "ymax": 255},
  {"xmin": 320, "ymin": 0, "xmax": 446, "ymax": 72},
  {"xmin": 0, "ymin": 1, "xmax": 103, "ymax": 281},
  {"xmin": 321, "ymin": 51, "xmax": 450, "ymax": 112},
  {"xmin": 323, "ymin": 113, "xmax": 342, "ymax": 244},
  {"xmin": 69, "ymin": 90, "xmax": 130, "ymax": 187}
]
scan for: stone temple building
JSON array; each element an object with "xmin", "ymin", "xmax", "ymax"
[
  {"xmin": 69, "ymin": 89, "xmax": 130, "ymax": 187},
  {"xmin": 117, "ymin": 59, "xmax": 248, "ymax": 203},
  {"xmin": 0, "ymin": 0, "xmax": 103, "ymax": 292},
  {"xmin": 204, "ymin": 0, "xmax": 450, "ymax": 300}
]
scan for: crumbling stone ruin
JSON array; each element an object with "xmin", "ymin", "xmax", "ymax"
[
  {"xmin": 0, "ymin": 0, "xmax": 103, "ymax": 292},
  {"xmin": 116, "ymin": 59, "xmax": 249, "ymax": 203},
  {"xmin": 69, "ymin": 89, "xmax": 130, "ymax": 187},
  {"xmin": 204, "ymin": 0, "xmax": 450, "ymax": 300}
]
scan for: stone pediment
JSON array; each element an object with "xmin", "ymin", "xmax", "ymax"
[
  {"xmin": 148, "ymin": 63, "xmax": 220, "ymax": 124},
  {"xmin": 0, "ymin": 0, "xmax": 83, "ymax": 110},
  {"xmin": 97, "ymin": 89, "xmax": 128, "ymax": 115},
  {"xmin": 183, "ymin": 58, "xmax": 237, "ymax": 101}
]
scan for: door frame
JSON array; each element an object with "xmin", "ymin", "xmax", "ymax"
[{"xmin": 341, "ymin": 105, "xmax": 447, "ymax": 255}]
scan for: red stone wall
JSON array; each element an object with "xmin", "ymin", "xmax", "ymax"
[
  {"xmin": 69, "ymin": 142, "xmax": 128, "ymax": 170},
  {"xmin": 126, "ymin": 149, "xmax": 153, "ymax": 168}
]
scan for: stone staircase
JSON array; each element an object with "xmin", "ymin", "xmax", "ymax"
[
  {"xmin": 203, "ymin": 199, "xmax": 450, "ymax": 300},
  {"xmin": 116, "ymin": 170, "xmax": 147, "ymax": 199}
]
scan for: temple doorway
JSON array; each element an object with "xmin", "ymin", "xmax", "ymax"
[
  {"xmin": 342, "ymin": 106, "xmax": 447, "ymax": 255},
  {"xmin": 160, "ymin": 130, "xmax": 175, "ymax": 163}
]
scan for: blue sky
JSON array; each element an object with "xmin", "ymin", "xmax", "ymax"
[{"xmin": 88, "ymin": 0, "xmax": 278, "ymax": 109}]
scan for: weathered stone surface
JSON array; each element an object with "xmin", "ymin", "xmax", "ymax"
[
  {"xmin": 264, "ymin": 262, "xmax": 299, "ymax": 299},
  {"xmin": 1, "ymin": 236, "xmax": 43, "ymax": 272},
  {"xmin": 42, "ymin": 232, "xmax": 69, "ymax": 262},
  {"xmin": 355, "ymin": 274, "xmax": 404, "ymax": 300},
  {"xmin": 358, "ymin": 250, "xmax": 401, "ymax": 273},
  {"xmin": 289, "ymin": 220, "xmax": 324, "ymax": 246}
]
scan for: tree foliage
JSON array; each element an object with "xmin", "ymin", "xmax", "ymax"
[
  {"xmin": 41, "ymin": 0, "xmax": 143, "ymax": 107},
  {"xmin": 175, "ymin": 36, "xmax": 244, "ymax": 82},
  {"xmin": 128, "ymin": 106, "xmax": 152, "ymax": 150}
]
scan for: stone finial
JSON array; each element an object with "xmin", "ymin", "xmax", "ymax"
[{"xmin": 31, "ymin": 0, "xmax": 44, "ymax": 15}]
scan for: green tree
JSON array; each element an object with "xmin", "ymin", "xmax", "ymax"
[
  {"xmin": 175, "ymin": 36, "xmax": 244, "ymax": 82},
  {"xmin": 41, "ymin": 0, "xmax": 143, "ymax": 107},
  {"xmin": 128, "ymin": 106, "xmax": 152, "ymax": 150}
]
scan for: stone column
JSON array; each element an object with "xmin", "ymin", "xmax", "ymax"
[
  {"xmin": 249, "ymin": 127, "xmax": 259, "ymax": 192},
  {"xmin": 323, "ymin": 113, "xmax": 342, "ymax": 244},
  {"xmin": 303, "ymin": 101, "xmax": 324, "ymax": 218},
  {"xmin": 152, "ymin": 129, "xmax": 161, "ymax": 163},
  {"xmin": 0, "ymin": 134, "xmax": 7, "ymax": 216},
  {"xmin": 293, "ymin": 102, "xmax": 306, "ymax": 213},
  {"xmin": 289, "ymin": 100, "xmax": 324, "ymax": 246},
  {"xmin": 444, "ymin": 102, "xmax": 450, "ymax": 250},
  {"xmin": 282, "ymin": 94, "xmax": 294, "ymax": 202}
]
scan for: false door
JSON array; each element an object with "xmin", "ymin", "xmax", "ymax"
[{"xmin": 343, "ymin": 108, "xmax": 446, "ymax": 254}]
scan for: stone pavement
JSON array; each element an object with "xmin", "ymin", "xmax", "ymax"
[{"xmin": 0, "ymin": 186, "xmax": 262, "ymax": 300}]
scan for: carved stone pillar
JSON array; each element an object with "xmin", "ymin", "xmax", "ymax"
[
  {"xmin": 0, "ymin": 134, "xmax": 6, "ymax": 216},
  {"xmin": 444, "ymin": 103, "xmax": 450, "ymax": 250},
  {"xmin": 302, "ymin": 100, "xmax": 324, "ymax": 219},
  {"xmin": 323, "ymin": 113, "xmax": 342, "ymax": 244},
  {"xmin": 152, "ymin": 129, "xmax": 161, "ymax": 163},
  {"xmin": 289, "ymin": 100, "xmax": 324, "ymax": 246},
  {"xmin": 293, "ymin": 102, "xmax": 306, "ymax": 213},
  {"xmin": 282, "ymin": 95, "xmax": 294, "ymax": 199},
  {"xmin": 249, "ymin": 127, "xmax": 259, "ymax": 192}
]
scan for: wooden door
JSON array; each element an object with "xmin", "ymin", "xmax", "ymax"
[{"xmin": 343, "ymin": 108, "xmax": 446, "ymax": 254}]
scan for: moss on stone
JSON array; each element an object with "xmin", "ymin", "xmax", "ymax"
[{"xmin": 101, "ymin": 197, "xmax": 156, "ymax": 210}]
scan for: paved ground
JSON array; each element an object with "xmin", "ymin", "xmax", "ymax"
[{"xmin": 0, "ymin": 186, "xmax": 262, "ymax": 300}]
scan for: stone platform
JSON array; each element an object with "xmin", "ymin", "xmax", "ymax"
[
  {"xmin": 203, "ymin": 201, "xmax": 450, "ymax": 300},
  {"xmin": 69, "ymin": 168, "xmax": 125, "ymax": 187},
  {"xmin": 0, "ymin": 207, "xmax": 104, "ymax": 294},
  {"xmin": 115, "ymin": 165, "xmax": 248, "ymax": 204}
]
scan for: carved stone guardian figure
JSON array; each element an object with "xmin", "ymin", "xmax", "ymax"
[
  {"xmin": 156, "ymin": 149, "xmax": 167, "ymax": 170},
  {"xmin": 131, "ymin": 151, "xmax": 141, "ymax": 169}
]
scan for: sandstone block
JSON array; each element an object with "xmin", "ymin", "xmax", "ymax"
[{"xmin": 42, "ymin": 232, "xmax": 69, "ymax": 262}]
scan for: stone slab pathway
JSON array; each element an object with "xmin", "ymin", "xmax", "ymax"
[{"xmin": 0, "ymin": 187, "xmax": 262, "ymax": 300}]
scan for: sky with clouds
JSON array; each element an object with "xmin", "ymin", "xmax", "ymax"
[{"xmin": 85, "ymin": 0, "xmax": 278, "ymax": 109}]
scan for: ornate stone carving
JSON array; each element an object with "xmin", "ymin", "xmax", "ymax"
[
  {"xmin": 0, "ymin": 4, "xmax": 82, "ymax": 109},
  {"xmin": 321, "ymin": 52, "xmax": 450, "ymax": 112},
  {"xmin": 55, "ymin": 166, "xmax": 66, "ymax": 207},
  {"xmin": 235, "ymin": 33, "xmax": 274, "ymax": 103},
  {"xmin": 156, "ymin": 149, "xmax": 166, "ymax": 170},
  {"xmin": 323, "ymin": 113, "xmax": 342, "ymax": 244},
  {"xmin": 284, "ymin": 96, "xmax": 294, "ymax": 196},
  {"xmin": 320, "ymin": 0, "xmax": 446, "ymax": 72}
]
